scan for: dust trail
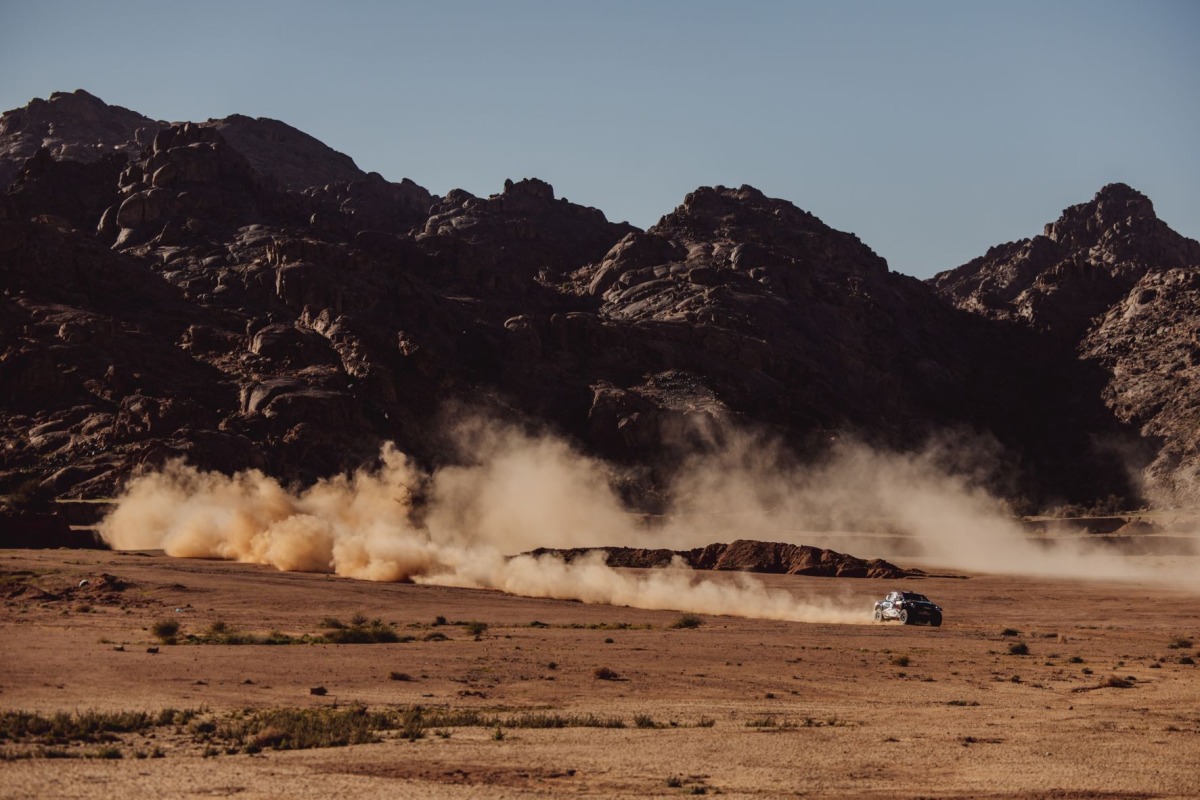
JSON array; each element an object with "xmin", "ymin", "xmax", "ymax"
[
  {"xmin": 100, "ymin": 439, "xmax": 869, "ymax": 623},
  {"xmin": 101, "ymin": 418, "xmax": 1198, "ymax": 618},
  {"xmin": 661, "ymin": 431, "xmax": 1198, "ymax": 582}
]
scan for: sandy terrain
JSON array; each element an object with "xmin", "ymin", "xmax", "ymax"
[{"xmin": 1, "ymin": 548, "xmax": 1198, "ymax": 799}]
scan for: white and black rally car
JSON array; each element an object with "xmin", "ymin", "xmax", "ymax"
[{"xmin": 873, "ymin": 590, "xmax": 943, "ymax": 626}]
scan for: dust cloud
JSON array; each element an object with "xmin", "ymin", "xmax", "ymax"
[
  {"xmin": 659, "ymin": 432, "xmax": 1195, "ymax": 580},
  {"xmin": 101, "ymin": 420, "xmax": 1195, "ymax": 619},
  {"xmin": 100, "ymin": 435, "xmax": 868, "ymax": 623}
]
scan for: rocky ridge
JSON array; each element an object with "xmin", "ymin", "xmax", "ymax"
[{"xmin": 526, "ymin": 539, "xmax": 913, "ymax": 578}]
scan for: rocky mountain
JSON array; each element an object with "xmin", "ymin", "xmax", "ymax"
[
  {"xmin": 0, "ymin": 91, "xmax": 1184, "ymax": 515},
  {"xmin": 554, "ymin": 185, "xmax": 1136, "ymax": 505},
  {"xmin": 932, "ymin": 184, "xmax": 1200, "ymax": 505}
]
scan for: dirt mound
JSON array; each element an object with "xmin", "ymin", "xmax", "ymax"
[
  {"xmin": 526, "ymin": 539, "xmax": 913, "ymax": 579},
  {"xmin": 2, "ymin": 569, "xmax": 133, "ymax": 606}
]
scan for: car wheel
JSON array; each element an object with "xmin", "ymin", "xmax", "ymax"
[
  {"xmin": 898, "ymin": 609, "xmax": 909, "ymax": 625},
  {"xmin": 873, "ymin": 608, "xmax": 882, "ymax": 622},
  {"xmin": 930, "ymin": 613, "xmax": 942, "ymax": 627}
]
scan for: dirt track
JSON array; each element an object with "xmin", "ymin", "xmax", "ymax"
[{"xmin": 2, "ymin": 548, "xmax": 1198, "ymax": 798}]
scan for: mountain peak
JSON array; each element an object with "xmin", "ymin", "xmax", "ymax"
[{"xmin": 1044, "ymin": 182, "xmax": 1157, "ymax": 246}]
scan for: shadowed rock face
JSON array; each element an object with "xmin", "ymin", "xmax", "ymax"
[
  {"xmin": 1081, "ymin": 268, "xmax": 1200, "ymax": 504},
  {"xmin": 210, "ymin": 114, "xmax": 367, "ymax": 191},
  {"xmin": 0, "ymin": 91, "xmax": 1184, "ymax": 513},
  {"xmin": 932, "ymin": 183, "xmax": 1200, "ymax": 504},
  {"xmin": 526, "ymin": 540, "xmax": 913, "ymax": 578}
]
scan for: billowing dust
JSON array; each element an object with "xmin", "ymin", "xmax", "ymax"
[{"xmin": 100, "ymin": 421, "xmax": 1198, "ymax": 621}]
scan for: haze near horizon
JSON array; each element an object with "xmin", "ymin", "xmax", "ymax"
[{"xmin": 0, "ymin": 0, "xmax": 1196, "ymax": 278}]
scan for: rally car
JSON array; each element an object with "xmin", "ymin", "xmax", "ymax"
[{"xmin": 873, "ymin": 590, "xmax": 942, "ymax": 626}]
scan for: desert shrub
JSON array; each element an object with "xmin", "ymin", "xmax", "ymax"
[
  {"xmin": 670, "ymin": 614, "xmax": 703, "ymax": 630},
  {"xmin": 1068, "ymin": 656, "xmax": 1084, "ymax": 664},
  {"xmin": 1008, "ymin": 642, "xmax": 1029, "ymax": 656},
  {"xmin": 746, "ymin": 716, "xmax": 778, "ymax": 728},
  {"xmin": 667, "ymin": 776, "xmax": 684, "ymax": 788},
  {"xmin": 0, "ymin": 710, "xmax": 167, "ymax": 745},
  {"xmin": 529, "ymin": 620, "xmax": 549, "ymax": 628},
  {"xmin": 507, "ymin": 713, "xmax": 623, "ymax": 729},
  {"xmin": 695, "ymin": 717, "xmax": 716, "ymax": 728},
  {"xmin": 151, "ymin": 619, "xmax": 181, "ymax": 644},
  {"xmin": 1000, "ymin": 628, "xmax": 1020, "ymax": 637},
  {"xmin": 235, "ymin": 707, "xmax": 383, "ymax": 751},
  {"xmin": 465, "ymin": 621, "xmax": 488, "ymax": 640},
  {"xmin": 324, "ymin": 617, "xmax": 399, "ymax": 644},
  {"xmin": 604, "ymin": 637, "xmax": 615, "ymax": 644},
  {"xmin": 891, "ymin": 655, "xmax": 911, "ymax": 667},
  {"xmin": 1167, "ymin": 637, "xmax": 1193, "ymax": 650},
  {"xmin": 546, "ymin": 661, "xmax": 558, "ymax": 670},
  {"xmin": 634, "ymin": 714, "xmax": 656, "ymax": 728},
  {"xmin": 389, "ymin": 672, "xmax": 415, "ymax": 682},
  {"xmin": 1180, "ymin": 656, "xmax": 1195, "ymax": 665},
  {"xmin": 423, "ymin": 631, "xmax": 449, "ymax": 642},
  {"xmin": 594, "ymin": 666, "xmax": 620, "ymax": 681}
]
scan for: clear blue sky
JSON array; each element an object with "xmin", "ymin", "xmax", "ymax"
[{"xmin": 1, "ymin": 0, "xmax": 1197, "ymax": 278}]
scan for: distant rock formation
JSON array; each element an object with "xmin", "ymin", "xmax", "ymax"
[{"xmin": 526, "ymin": 539, "xmax": 913, "ymax": 578}]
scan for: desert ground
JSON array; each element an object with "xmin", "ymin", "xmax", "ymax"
[{"xmin": 1, "ymin": 547, "xmax": 1198, "ymax": 799}]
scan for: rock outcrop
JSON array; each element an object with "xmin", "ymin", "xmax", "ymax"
[{"xmin": 526, "ymin": 539, "xmax": 913, "ymax": 578}]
